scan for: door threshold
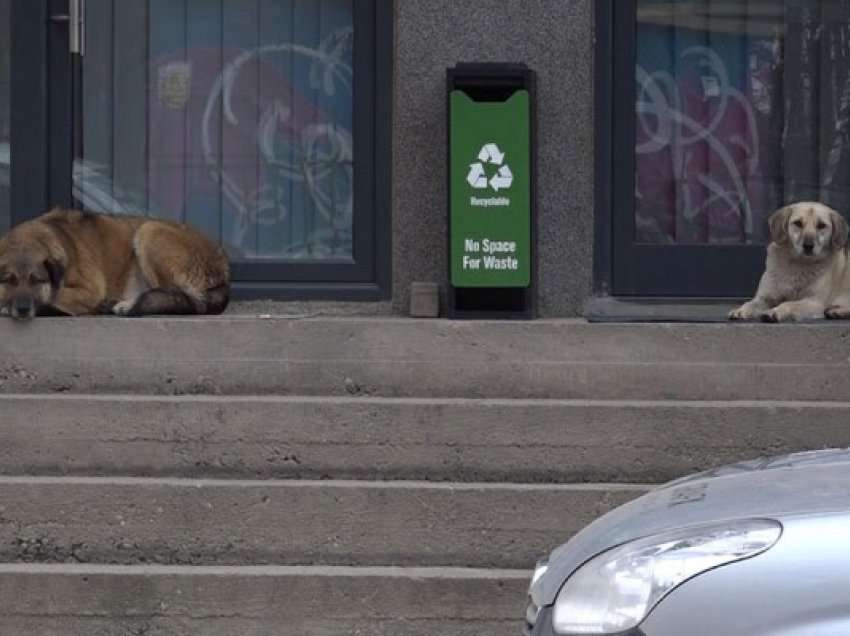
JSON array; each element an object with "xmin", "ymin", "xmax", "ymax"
[{"xmin": 584, "ymin": 296, "xmax": 743, "ymax": 323}]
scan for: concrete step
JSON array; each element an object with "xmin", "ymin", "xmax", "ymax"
[
  {"xmin": 0, "ymin": 563, "xmax": 529, "ymax": 636},
  {"xmin": 0, "ymin": 476, "xmax": 645, "ymax": 569},
  {"xmin": 3, "ymin": 394, "xmax": 849, "ymax": 483},
  {"xmin": 2, "ymin": 317, "xmax": 850, "ymax": 399}
]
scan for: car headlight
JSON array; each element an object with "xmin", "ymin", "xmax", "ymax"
[
  {"xmin": 552, "ymin": 519, "xmax": 782, "ymax": 635},
  {"xmin": 531, "ymin": 559, "xmax": 549, "ymax": 588},
  {"xmin": 525, "ymin": 559, "xmax": 550, "ymax": 634}
]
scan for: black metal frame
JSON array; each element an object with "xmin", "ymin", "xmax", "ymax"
[
  {"xmin": 10, "ymin": 0, "xmax": 392, "ymax": 302},
  {"xmin": 596, "ymin": 0, "xmax": 766, "ymax": 299},
  {"xmin": 11, "ymin": 0, "xmax": 72, "ymax": 218}
]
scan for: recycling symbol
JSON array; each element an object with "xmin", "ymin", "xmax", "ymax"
[{"xmin": 467, "ymin": 143, "xmax": 514, "ymax": 192}]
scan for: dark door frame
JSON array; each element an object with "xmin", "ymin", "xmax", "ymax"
[
  {"xmin": 594, "ymin": 0, "xmax": 766, "ymax": 300},
  {"xmin": 11, "ymin": 0, "xmax": 73, "ymax": 219},
  {"xmin": 10, "ymin": 0, "xmax": 392, "ymax": 301}
]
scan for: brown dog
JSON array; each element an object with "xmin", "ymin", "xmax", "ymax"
[{"xmin": 0, "ymin": 209, "xmax": 229, "ymax": 320}]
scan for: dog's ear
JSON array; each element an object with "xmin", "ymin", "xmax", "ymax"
[
  {"xmin": 769, "ymin": 206, "xmax": 792, "ymax": 245},
  {"xmin": 44, "ymin": 259, "xmax": 65, "ymax": 290},
  {"xmin": 832, "ymin": 209, "xmax": 849, "ymax": 250}
]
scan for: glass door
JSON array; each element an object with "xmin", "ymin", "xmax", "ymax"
[
  {"xmin": 67, "ymin": 0, "xmax": 385, "ymax": 295},
  {"xmin": 612, "ymin": 0, "xmax": 850, "ymax": 297}
]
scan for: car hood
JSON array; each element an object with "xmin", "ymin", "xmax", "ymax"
[{"xmin": 536, "ymin": 448, "xmax": 850, "ymax": 606}]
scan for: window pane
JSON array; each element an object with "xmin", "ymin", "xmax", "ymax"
[
  {"xmin": 636, "ymin": 0, "xmax": 850, "ymax": 245},
  {"xmin": 80, "ymin": 0, "xmax": 354, "ymax": 260},
  {"xmin": 0, "ymin": 0, "xmax": 9, "ymax": 234}
]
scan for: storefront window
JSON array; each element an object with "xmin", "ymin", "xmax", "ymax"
[
  {"xmin": 635, "ymin": 1, "xmax": 850, "ymax": 245},
  {"xmin": 0, "ymin": 0, "xmax": 10, "ymax": 233},
  {"xmin": 81, "ymin": 0, "xmax": 354, "ymax": 260}
]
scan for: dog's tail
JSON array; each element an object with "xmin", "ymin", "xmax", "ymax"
[{"xmin": 129, "ymin": 285, "xmax": 229, "ymax": 316}]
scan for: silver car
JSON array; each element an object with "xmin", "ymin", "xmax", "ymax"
[{"xmin": 527, "ymin": 448, "xmax": 850, "ymax": 636}]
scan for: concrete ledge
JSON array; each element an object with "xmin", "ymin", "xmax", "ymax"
[
  {"xmin": 1, "ymin": 317, "xmax": 850, "ymax": 398},
  {"xmin": 4, "ymin": 394, "xmax": 850, "ymax": 483},
  {"xmin": 0, "ymin": 563, "xmax": 529, "ymax": 636},
  {"xmin": 0, "ymin": 476, "xmax": 645, "ymax": 569}
]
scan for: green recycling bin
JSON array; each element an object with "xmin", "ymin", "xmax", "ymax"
[{"xmin": 447, "ymin": 63, "xmax": 536, "ymax": 319}]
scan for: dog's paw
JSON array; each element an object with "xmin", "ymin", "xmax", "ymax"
[
  {"xmin": 761, "ymin": 307, "xmax": 800, "ymax": 323},
  {"xmin": 0, "ymin": 306, "xmax": 8, "ymax": 317},
  {"xmin": 96, "ymin": 299, "xmax": 117, "ymax": 314},
  {"xmin": 760, "ymin": 309, "xmax": 781, "ymax": 323},
  {"xmin": 826, "ymin": 305, "xmax": 850, "ymax": 320},
  {"xmin": 112, "ymin": 300, "xmax": 136, "ymax": 316},
  {"xmin": 729, "ymin": 306, "xmax": 755, "ymax": 321}
]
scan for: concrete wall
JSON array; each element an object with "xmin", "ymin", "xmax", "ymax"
[{"xmin": 392, "ymin": 0, "xmax": 595, "ymax": 317}]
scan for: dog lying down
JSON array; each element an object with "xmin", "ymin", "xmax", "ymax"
[
  {"xmin": 0, "ymin": 209, "xmax": 229, "ymax": 320},
  {"xmin": 730, "ymin": 202, "xmax": 850, "ymax": 323}
]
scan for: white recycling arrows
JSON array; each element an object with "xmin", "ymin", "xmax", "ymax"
[
  {"xmin": 467, "ymin": 162, "xmax": 488, "ymax": 189},
  {"xmin": 466, "ymin": 143, "xmax": 513, "ymax": 193},
  {"xmin": 478, "ymin": 143, "xmax": 505, "ymax": 166},
  {"xmin": 490, "ymin": 165, "xmax": 513, "ymax": 192}
]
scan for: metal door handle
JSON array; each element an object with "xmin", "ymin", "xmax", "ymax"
[{"xmin": 49, "ymin": 0, "xmax": 84, "ymax": 55}]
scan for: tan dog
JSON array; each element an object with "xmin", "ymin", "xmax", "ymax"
[
  {"xmin": 0, "ymin": 209, "xmax": 229, "ymax": 320},
  {"xmin": 729, "ymin": 202, "xmax": 850, "ymax": 322}
]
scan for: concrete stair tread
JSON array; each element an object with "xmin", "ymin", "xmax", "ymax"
[
  {"xmin": 0, "ymin": 562, "xmax": 529, "ymax": 636},
  {"xmin": 13, "ymin": 392, "xmax": 850, "ymax": 406},
  {"xmin": 0, "ymin": 561, "xmax": 529, "ymax": 578},
  {"xmin": 0, "ymin": 475, "xmax": 646, "ymax": 569},
  {"xmin": 3, "ymin": 393, "xmax": 849, "ymax": 483},
  {"xmin": 2, "ymin": 318, "xmax": 850, "ymax": 399},
  {"xmin": 3, "ymin": 316, "xmax": 850, "ymax": 362}
]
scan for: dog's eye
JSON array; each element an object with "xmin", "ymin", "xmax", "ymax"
[
  {"xmin": 817, "ymin": 221, "xmax": 828, "ymax": 230},
  {"xmin": 29, "ymin": 274, "xmax": 46, "ymax": 285},
  {"xmin": 0, "ymin": 274, "xmax": 16, "ymax": 286},
  {"xmin": 793, "ymin": 220, "xmax": 804, "ymax": 228}
]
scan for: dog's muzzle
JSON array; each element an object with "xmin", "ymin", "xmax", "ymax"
[
  {"xmin": 10, "ymin": 296, "xmax": 36, "ymax": 321},
  {"xmin": 803, "ymin": 242, "xmax": 815, "ymax": 256}
]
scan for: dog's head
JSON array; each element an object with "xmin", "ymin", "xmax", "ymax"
[
  {"xmin": 0, "ymin": 233, "xmax": 65, "ymax": 321},
  {"xmin": 769, "ymin": 202, "xmax": 848, "ymax": 260}
]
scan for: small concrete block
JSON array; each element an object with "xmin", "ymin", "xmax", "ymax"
[{"xmin": 410, "ymin": 282, "xmax": 440, "ymax": 318}]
